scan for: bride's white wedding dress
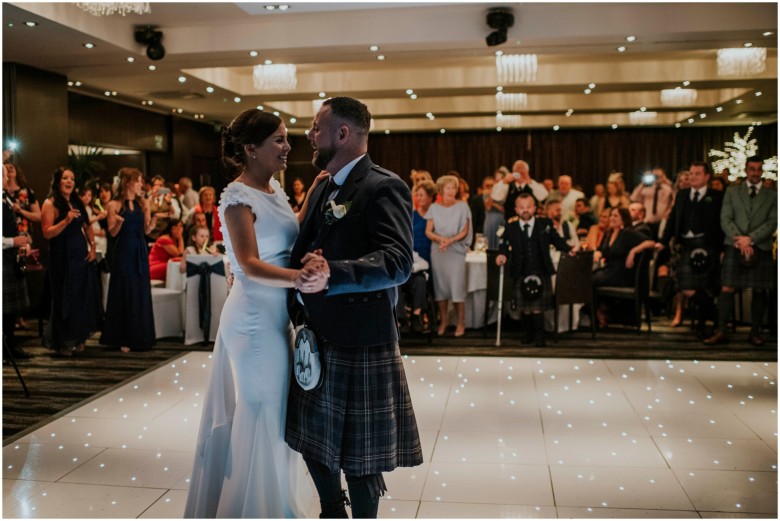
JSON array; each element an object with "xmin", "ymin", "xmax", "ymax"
[{"xmin": 184, "ymin": 179, "xmax": 313, "ymax": 518}]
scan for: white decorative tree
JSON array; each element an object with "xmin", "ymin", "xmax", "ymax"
[{"xmin": 709, "ymin": 126, "xmax": 778, "ymax": 181}]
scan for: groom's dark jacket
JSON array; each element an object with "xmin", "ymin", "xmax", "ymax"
[{"xmin": 289, "ymin": 155, "xmax": 413, "ymax": 347}]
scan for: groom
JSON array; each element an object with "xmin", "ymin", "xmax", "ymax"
[{"xmin": 286, "ymin": 97, "xmax": 423, "ymax": 518}]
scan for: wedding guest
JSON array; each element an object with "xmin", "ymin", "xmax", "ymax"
[
  {"xmin": 546, "ymin": 199, "xmax": 579, "ymax": 250},
  {"xmin": 674, "ymin": 170, "xmax": 691, "ymax": 192},
  {"xmin": 148, "ymin": 175, "xmax": 179, "ymax": 240},
  {"xmin": 484, "ymin": 167, "xmax": 507, "ymax": 250},
  {"xmin": 190, "ymin": 186, "xmax": 223, "ymax": 242},
  {"xmin": 148, "ymin": 218, "xmax": 185, "ymax": 281},
  {"xmin": 468, "ymin": 175, "xmax": 495, "ymax": 243},
  {"xmin": 493, "ymin": 159, "xmax": 549, "ymax": 221},
  {"xmin": 289, "ymin": 177, "xmax": 307, "ymax": 213},
  {"xmin": 574, "ymin": 197, "xmax": 597, "ymax": 239},
  {"xmin": 710, "ymin": 176, "xmax": 727, "ymax": 192},
  {"xmin": 80, "ymin": 186, "xmax": 107, "ymax": 255},
  {"xmin": 589, "ymin": 183, "xmax": 606, "ymax": 215},
  {"xmin": 101, "ymin": 167, "xmax": 157, "ymax": 353},
  {"xmin": 2, "ymin": 164, "xmax": 32, "ymax": 358},
  {"xmin": 425, "ymin": 174, "xmax": 472, "ymax": 336},
  {"xmin": 3, "ymin": 160, "xmax": 41, "ymax": 234},
  {"xmin": 585, "ymin": 208, "xmax": 611, "ymax": 251},
  {"xmin": 178, "ymin": 176, "xmax": 199, "ymax": 210},
  {"xmin": 547, "ymin": 175, "xmax": 584, "ymax": 222},
  {"xmin": 630, "ymin": 167, "xmax": 675, "ymax": 237},
  {"xmin": 596, "ymin": 173, "xmax": 631, "ymax": 215},
  {"xmin": 41, "ymin": 168, "xmax": 100, "ymax": 356}
]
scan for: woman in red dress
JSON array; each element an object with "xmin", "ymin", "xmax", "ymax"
[{"xmin": 148, "ymin": 218, "xmax": 184, "ymax": 281}]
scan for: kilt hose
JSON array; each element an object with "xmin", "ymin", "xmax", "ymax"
[{"xmin": 285, "ymin": 339, "xmax": 423, "ymax": 476}]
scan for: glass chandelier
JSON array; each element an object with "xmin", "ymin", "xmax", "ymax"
[
  {"xmin": 495, "ymin": 92, "xmax": 528, "ymax": 112},
  {"xmin": 660, "ymin": 88, "xmax": 697, "ymax": 107},
  {"xmin": 496, "ymin": 54, "xmax": 537, "ymax": 84},
  {"xmin": 717, "ymin": 48, "xmax": 767, "ymax": 78},
  {"xmin": 253, "ymin": 64, "xmax": 297, "ymax": 92},
  {"xmin": 76, "ymin": 2, "xmax": 150, "ymax": 16}
]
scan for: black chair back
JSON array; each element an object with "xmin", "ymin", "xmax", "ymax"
[{"xmin": 555, "ymin": 251, "xmax": 594, "ymax": 306}]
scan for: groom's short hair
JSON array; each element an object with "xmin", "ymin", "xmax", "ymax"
[{"xmin": 324, "ymin": 97, "xmax": 371, "ymax": 136}]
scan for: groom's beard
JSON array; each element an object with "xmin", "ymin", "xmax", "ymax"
[{"xmin": 312, "ymin": 145, "xmax": 336, "ymax": 171}]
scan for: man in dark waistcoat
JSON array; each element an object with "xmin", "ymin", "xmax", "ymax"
[
  {"xmin": 286, "ymin": 97, "xmax": 422, "ymax": 518},
  {"xmin": 658, "ymin": 161, "xmax": 724, "ymax": 337},
  {"xmin": 705, "ymin": 156, "xmax": 777, "ymax": 346},
  {"xmin": 496, "ymin": 193, "xmax": 573, "ymax": 346}
]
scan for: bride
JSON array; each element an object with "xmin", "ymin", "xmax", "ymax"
[{"xmin": 184, "ymin": 109, "xmax": 327, "ymax": 518}]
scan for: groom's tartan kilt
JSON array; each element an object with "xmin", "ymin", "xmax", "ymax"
[{"xmin": 285, "ymin": 340, "xmax": 423, "ymax": 476}]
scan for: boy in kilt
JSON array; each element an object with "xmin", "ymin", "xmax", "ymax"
[
  {"xmin": 496, "ymin": 193, "xmax": 573, "ymax": 346},
  {"xmin": 705, "ymin": 156, "xmax": 777, "ymax": 346}
]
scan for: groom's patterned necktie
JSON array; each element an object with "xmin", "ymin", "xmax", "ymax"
[{"xmin": 321, "ymin": 178, "xmax": 339, "ymax": 211}]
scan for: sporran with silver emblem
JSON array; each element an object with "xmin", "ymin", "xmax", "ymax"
[{"xmin": 293, "ymin": 324, "xmax": 323, "ymax": 391}]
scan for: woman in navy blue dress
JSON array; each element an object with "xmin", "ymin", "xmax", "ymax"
[
  {"xmin": 100, "ymin": 168, "xmax": 157, "ymax": 353},
  {"xmin": 40, "ymin": 168, "xmax": 100, "ymax": 357}
]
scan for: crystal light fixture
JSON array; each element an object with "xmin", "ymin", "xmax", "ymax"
[
  {"xmin": 495, "ymin": 92, "xmax": 528, "ymax": 112},
  {"xmin": 252, "ymin": 64, "xmax": 297, "ymax": 92},
  {"xmin": 660, "ymin": 88, "xmax": 698, "ymax": 107},
  {"xmin": 496, "ymin": 54, "xmax": 537, "ymax": 84},
  {"xmin": 496, "ymin": 114, "xmax": 522, "ymax": 128},
  {"xmin": 76, "ymin": 2, "xmax": 150, "ymax": 16},
  {"xmin": 628, "ymin": 111, "xmax": 658, "ymax": 125},
  {"xmin": 717, "ymin": 48, "xmax": 767, "ymax": 78}
]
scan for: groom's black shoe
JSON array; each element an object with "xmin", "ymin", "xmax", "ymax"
[{"xmin": 319, "ymin": 491, "xmax": 350, "ymax": 519}]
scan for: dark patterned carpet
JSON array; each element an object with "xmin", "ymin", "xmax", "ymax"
[{"xmin": 3, "ymin": 318, "xmax": 775, "ymax": 442}]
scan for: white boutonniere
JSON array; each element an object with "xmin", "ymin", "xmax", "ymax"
[
  {"xmin": 496, "ymin": 225, "xmax": 505, "ymax": 237},
  {"xmin": 325, "ymin": 199, "xmax": 352, "ymax": 224}
]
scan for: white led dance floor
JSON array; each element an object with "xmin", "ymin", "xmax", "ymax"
[{"xmin": 3, "ymin": 353, "xmax": 777, "ymax": 518}]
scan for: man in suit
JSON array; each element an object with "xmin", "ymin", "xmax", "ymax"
[
  {"xmin": 705, "ymin": 156, "xmax": 777, "ymax": 346},
  {"xmin": 497, "ymin": 193, "xmax": 573, "ymax": 346},
  {"xmin": 492, "ymin": 159, "xmax": 549, "ymax": 221},
  {"xmin": 285, "ymin": 97, "xmax": 423, "ymax": 518},
  {"xmin": 468, "ymin": 175, "xmax": 495, "ymax": 246},
  {"xmin": 628, "ymin": 202, "xmax": 654, "ymax": 239},
  {"xmin": 658, "ymin": 161, "xmax": 724, "ymax": 337}
]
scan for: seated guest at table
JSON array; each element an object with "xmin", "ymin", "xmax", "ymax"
[
  {"xmin": 190, "ymin": 186, "xmax": 222, "ymax": 242},
  {"xmin": 574, "ymin": 198, "xmax": 597, "ymax": 239},
  {"xmin": 546, "ymin": 199, "xmax": 579, "ymax": 251},
  {"xmin": 426, "ymin": 174, "xmax": 472, "ymax": 337},
  {"xmin": 584, "ymin": 208, "xmax": 611, "ymax": 251},
  {"xmin": 628, "ymin": 202, "xmax": 654, "ymax": 239},
  {"xmin": 657, "ymin": 161, "xmax": 724, "ymax": 336},
  {"xmin": 148, "ymin": 218, "xmax": 185, "ymax": 281},
  {"xmin": 592, "ymin": 207, "xmax": 656, "ymax": 327},
  {"xmin": 179, "ymin": 224, "xmax": 220, "ymax": 274},
  {"xmin": 496, "ymin": 193, "xmax": 573, "ymax": 346}
]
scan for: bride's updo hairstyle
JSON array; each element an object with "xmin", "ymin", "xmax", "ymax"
[{"xmin": 221, "ymin": 109, "xmax": 283, "ymax": 179}]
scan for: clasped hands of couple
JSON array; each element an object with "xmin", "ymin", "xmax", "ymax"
[{"xmin": 295, "ymin": 249, "xmax": 329, "ymax": 293}]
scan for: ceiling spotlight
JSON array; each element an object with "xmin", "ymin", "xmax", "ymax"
[
  {"xmin": 264, "ymin": 59, "xmax": 273, "ymax": 65},
  {"xmin": 24, "ymin": 21, "xmax": 38, "ymax": 27},
  {"xmin": 178, "ymin": 76, "xmax": 187, "ymax": 83},
  {"xmin": 675, "ymin": 123, "xmax": 681, "ymax": 128},
  {"xmin": 134, "ymin": 25, "xmax": 165, "ymax": 61},
  {"xmin": 318, "ymin": 92, "xmax": 326, "ymax": 98},
  {"xmin": 688, "ymin": 118, "xmax": 695, "ymax": 123},
  {"xmin": 68, "ymin": 81, "xmax": 74, "ymax": 86},
  {"xmin": 744, "ymin": 42, "xmax": 753, "ymax": 48},
  {"xmin": 104, "ymin": 91, "xmax": 111, "ymax": 96},
  {"xmin": 439, "ymin": 129, "xmax": 446, "ymax": 134},
  {"xmin": 234, "ymin": 97, "xmax": 241, "ymax": 103},
  {"xmin": 273, "ymin": 111, "xmax": 280, "ymax": 116},
  {"xmin": 256, "ymin": 105, "xmax": 264, "ymax": 110},
  {"xmin": 496, "ymin": 127, "xmax": 503, "ymax": 132},
  {"xmin": 206, "ymin": 86, "xmax": 214, "ymax": 93},
  {"xmin": 553, "ymin": 125, "xmax": 560, "ymax": 131},
  {"xmin": 377, "ymin": 55, "xmax": 385, "ymax": 61},
  {"xmin": 127, "ymin": 56, "xmax": 135, "ymax": 62},
  {"xmin": 617, "ymin": 46, "xmax": 626, "ymax": 52},
  {"xmin": 625, "ymin": 35, "xmax": 636, "ymax": 42},
  {"xmin": 385, "ymin": 129, "xmax": 390, "ymax": 134},
  {"xmin": 763, "ymin": 31, "xmax": 773, "ymax": 37},
  {"xmin": 370, "ymin": 45, "xmax": 379, "ymax": 52},
  {"xmin": 410, "ymin": 94, "xmax": 418, "ymax": 100},
  {"xmin": 755, "ymin": 91, "xmax": 763, "ymax": 96},
  {"xmin": 405, "ymin": 89, "xmax": 414, "ymax": 95},
  {"xmin": 735, "ymin": 99, "xmax": 743, "ymax": 104},
  {"xmin": 249, "ymin": 51, "xmax": 258, "ymax": 57},
  {"xmin": 74, "ymin": 81, "xmax": 82, "ymax": 86},
  {"xmin": 485, "ymin": 7, "xmax": 514, "ymax": 47},
  {"xmin": 584, "ymin": 89, "xmax": 592, "ymax": 94},
  {"xmin": 148, "ymin": 65, "xmax": 156, "ymax": 71},
  {"xmin": 682, "ymin": 80, "xmax": 691, "ymax": 86},
  {"xmin": 588, "ymin": 83, "xmax": 596, "ymax": 89},
  {"xmin": 290, "ymin": 117, "xmax": 297, "ymax": 123},
  {"xmin": 611, "ymin": 123, "xmax": 618, "ymax": 129},
  {"xmin": 83, "ymin": 42, "xmax": 95, "ymax": 49},
  {"xmin": 716, "ymin": 106, "xmax": 723, "ymax": 112}
]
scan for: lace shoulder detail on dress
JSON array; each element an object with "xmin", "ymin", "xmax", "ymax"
[
  {"xmin": 219, "ymin": 182, "xmax": 257, "ymax": 211},
  {"xmin": 271, "ymin": 177, "xmax": 289, "ymax": 202}
]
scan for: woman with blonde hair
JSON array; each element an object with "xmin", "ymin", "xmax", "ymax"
[
  {"xmin": 596, "ymin": 172, "xmax": 630, "ymax": 215},
  {"xmin": 191, "ymin": 185, "xmax": 222, "ymax": 242},
  {"xmin": 425, "ymin": 174, "xmax": 472, "ymax": 336},
  {"xmin": 100, "ymin": 167, "xmax": 157, "ymax": 353}
]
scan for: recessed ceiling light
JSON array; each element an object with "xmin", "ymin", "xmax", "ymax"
[
  {"xmin": 104, "ymin": 91, "xmax": 111, "ymax": 96},
  {"xmin": 611, "ymin": 123, "xmax": 618, "ymax": 129},
  {"xmin": 273, "ymin": 111, "xmax": 280, "ymax": 116},
  {"xmin": 625, "ymin": 35, "xmax": 636, "ymax": 42},
  {"xmin": 264, "ymin": 59, "xmax": 273, "ymax": 65},
  {"xmin": 682, "ymin": 80, "xmax": 690, "ymax": 86},
  {"xmin": 588, "ymin": 83, "xmax": 596, "ymax": 89},
  {"xmin": 290, "ymin": 117, "xmax": 297, "ymax": 124},
  {"xmin": 24, "ymin": 21, "xmax": 37, "ymax": 27},
  {"xmin": 553, "ymin": 125, "xmax": 560, "ymax": 131},
  {"xmin": 675, "ymin": 123, "xmax": 681, "ymax": 128},
  {"xmin": 377, "ymin": 55, "xmax": 385, "ymax": 61},
  {"xmin": 177, "ymin": 109, "xmax": 183, "ymax": 113},
  {"xmin": 206, "ymin": 86, "xmax": 214, "ymax": 93},
  {"xmin": 279, "ymin": 5, "xmax": 290, "ymax": 11},
  {"xmin": 439, "ymin": 129, "xmax": 446, "ymax": 134},
  {"xmin": 127, "ymin": 57, "xmax": 135, "ymax": 62},
  {"xmin": 496, "ymin": 86, "xmax": 503, "ymax": 92},
  {"xmin": 495, "ymin": 50, "xmax": 504, "ymax": 56},
  {"xmin": 735, "ymin": 99, "xmax": 743, "ymax": 104},
  {"xmin": 83, "ymin": 42, "xmax": 95, "ymax": 49},
  {"xmin": 617, "ymin": 46, "xmax": 626, "ymax": 52},
  {"xmin": 7, "ymin": 23, "xmax": 13, "ymax": 27},
  {"xmin": 148, "ymin": 65, "xmax": 156, "ymax": 71},
  {"xmin": 318, "ymin": 92, "xmax": 326, "ymax": 98},
  {"xmin": 111, "ymin": 91, "xmax": 117, "ymax": 96},
  {"xmin": 700, "ymin": 113, "xmax": 706, "ymax": 118},
  {"xmin": 410, "ymin": 94, "xmax": 418, "ymax": 100},
  {"xmin": 178, "ymin": 76, "xmax": 186, "ymax": 83},
  {"xmin": 147, "ymin": 100, "xmax": 153, "ymax": 105},
  {"xmin": 496, "ymin": 126, "xmax": 503, "ymax": 132},
  {"xmin": 370, "ymin": 45, "xmax": 379, "ymax": 52},
  {"xmin": 405, "ymin": 89, "xmax": 414, "ymax": 95},
  {"xmin": 67, "ymin": 81, "xmax": 74, "ymax": 86},
  {"xmin": 249, "ymin": 51, "xmax": 258, "ymax": 57},
  {"xmin": 256, "ymin": 105, "xmax": 264, "ymax": 110},
  {"xmin": 584, "ymin": 89, "xmax": 592, "ymax": 94},
  {"xmin": 234, "ymin": 97, "xmax": 241, "ymax": 103},
  {"xmin": 384, "ymin": 129, "xmax": 390, "ymax": 134},
  {"xmin": 688, "ymin": 118, "xmax": 695, "ymax": 123},
  {"xmin": 716, "ymin": 106, "xmax": 723, "ymax": 112},
  {"xmin": 265, "ymin": 5, "xmax": 276, "ymax": 10},
  {"xmin": 763, "ymin": 31, "xmax": 773, "ymax": 36},
  {"xmin": 755, "ymin": 91, "xmax": 762, "ymax": 96},
  {"xmin": 74, "ymin": 81, "xmax": 82, "ymax": 86},
  {"xmin": 744, "ymin": 42, "xmax": 753, "ymax": 48}
]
